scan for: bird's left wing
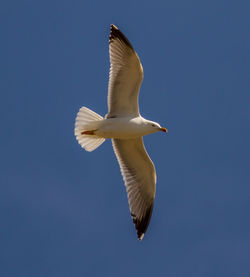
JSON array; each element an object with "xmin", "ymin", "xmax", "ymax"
[
  {"xmin": 112, "ymin": 138, "xmax": 156, "ymax": 240},
  {"xmin": 106, "ymin": 25, "xmax": 143, "ymax": 118}
]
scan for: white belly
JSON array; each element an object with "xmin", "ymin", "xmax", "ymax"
[{"xmin": 95, "ymin": 117, "xmax": 148, "ymax": 139}]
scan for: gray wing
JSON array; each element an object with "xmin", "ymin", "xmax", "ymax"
[
  {"xmin": 106, "ymin": 25, "xmax": 143, "ymax": 118},
  {"xmin": 112, "ymin": 138, "xmax": 156, "ymax": 240}
]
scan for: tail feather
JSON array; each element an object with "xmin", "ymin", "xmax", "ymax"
[
  {"xmin": 77, "ymin": 136, "xmax": 105, "ymax": 152},
  {"xmin": 74, "ymin": 107, "xmax": 105, "ymax": 152},
  {"xmin": 75, "ymin": 107, "xmax": 103, "ymax": 123}
]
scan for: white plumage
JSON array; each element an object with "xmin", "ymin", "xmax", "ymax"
[{"xmin": 74, "ymin": 24, "xmax": 167, "ymax": 240}]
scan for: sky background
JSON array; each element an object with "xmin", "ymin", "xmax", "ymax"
[{"xmin": 1, "ymin": 0, "xmax": 250, "ymax": 276}]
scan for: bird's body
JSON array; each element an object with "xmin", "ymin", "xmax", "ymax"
[
  {"xmin": 83, "ymin": 115, "xmax": 165, "ymax": 139},
  {"xmin": 74, "ymin": 24, "xmax": 167, "ymax": 240}
]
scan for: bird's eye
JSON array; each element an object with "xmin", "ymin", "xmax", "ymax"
[{"xmin": 151, "ymin": 124, "xmax": 156, "ymax": 127}]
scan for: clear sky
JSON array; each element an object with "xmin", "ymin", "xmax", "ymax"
[{"xmin": 1, "ymin": 0, "xmax": 249, "ymax": 276}]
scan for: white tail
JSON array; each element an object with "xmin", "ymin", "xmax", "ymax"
[{"xmin": 74, "ymin": 107, "xmax": 105, "ymax": 152}]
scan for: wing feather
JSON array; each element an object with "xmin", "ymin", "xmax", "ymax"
[
  {"xmin": 112, "ymin": 138, "xmax": 156, "ymax": 240},
  {"xmin": 106, "ymin": 25, "xmax": 143, "ymax": 118}
]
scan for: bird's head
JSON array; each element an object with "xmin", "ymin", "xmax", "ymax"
[{"xmin": 147, "ymin": 121, "xmax": 168, "ymax": 134}]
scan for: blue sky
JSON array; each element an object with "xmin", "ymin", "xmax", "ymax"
[{"xmin": 1, "ymin": 0, "xmax": 250, "ymax": 276}]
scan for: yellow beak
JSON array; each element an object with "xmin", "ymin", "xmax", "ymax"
[{"xmin": 160, "ymin": 127, "xmax": 168, "ymax": 133}]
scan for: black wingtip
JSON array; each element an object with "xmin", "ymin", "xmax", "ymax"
[
  {"xmin": 131, "ymin": 204, "xmax": 154, "ymax": 241},
  {"xmin": 109, "ymin": 24, "xmax": 134, "ymax": 49}
]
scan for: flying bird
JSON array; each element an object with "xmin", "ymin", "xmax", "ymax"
[{"xmin": 74, "ymin": 24, "xmax": 167, "ymax": 240}]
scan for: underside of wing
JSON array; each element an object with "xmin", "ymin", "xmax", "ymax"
[
  {"xmin": 107, "ymin": 25, "xmax": 143, "ymax": 118},
  {"xmin": 112, "ymin": 138, "xmax": 156, "ymax": 240}
]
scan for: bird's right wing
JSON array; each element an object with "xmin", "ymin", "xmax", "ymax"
[
  {"xmin": 106, "ymin": 25, "xmax": 143, "ymax": 118},
  {"xmin": 112, "ymin": 137, "xmax": 156, "ymax": 240}
]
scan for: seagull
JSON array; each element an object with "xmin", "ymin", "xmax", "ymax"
[{"xmin": 74, "ymin": 24, "xmax": 167, "ymax": 240}]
